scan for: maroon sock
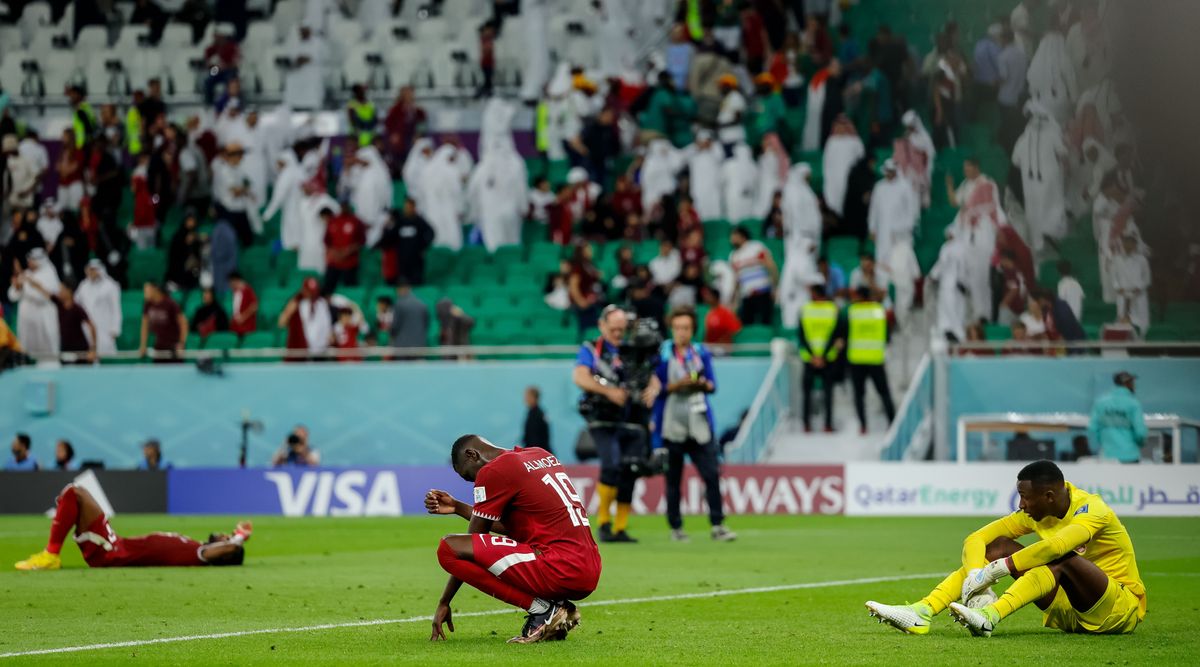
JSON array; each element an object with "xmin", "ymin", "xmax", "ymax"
[
  {"xmin": 46, "ymin": 486, "xmax": 79, "ymax": 555},
  {"xmin": 437, "ymin": 539, "xmax": 534, "ymax": 610}
]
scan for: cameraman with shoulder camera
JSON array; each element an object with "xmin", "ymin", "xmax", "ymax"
[
  {"xmin": 652, "ymin": 308, "xmax": 736, "ymax": 543},
  {"xmin": 573, "ymin": 305, "xmax": 661, "ymax": 543}
]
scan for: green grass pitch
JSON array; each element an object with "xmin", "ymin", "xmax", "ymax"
[{"xmin": 2, "ymin": 514, "xmax": 1199, "ymax": 664}]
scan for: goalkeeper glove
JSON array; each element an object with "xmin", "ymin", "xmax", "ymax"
[{"xmin": 962, "ymin": 558, "xmax": 1013, "ymax": 600}]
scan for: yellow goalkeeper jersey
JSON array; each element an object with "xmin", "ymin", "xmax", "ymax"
[{"xmin": 963, "ymin": 481, "xmax": 1146, "ymax": 617}]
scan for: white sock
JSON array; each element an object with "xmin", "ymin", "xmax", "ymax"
[{"xmin": 528, "ymin": 598, "xmax": 550, "ymax": 614}]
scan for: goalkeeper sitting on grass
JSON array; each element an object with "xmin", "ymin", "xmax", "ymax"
[{"xmin": 866, "ymin": 460, "xmax": 1146, "ymax": 637}]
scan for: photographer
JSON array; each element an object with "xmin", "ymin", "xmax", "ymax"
[
  {"xmin": 271, "ymin": 426, "xmax": 321, "ymax": 467},
  {"xmin": 652, "ymin": 308, "xmax": 737, "ymax": 543},
  {"xmin": 573, "ymin": 305, "xmax": 661, "ymax": 543}
]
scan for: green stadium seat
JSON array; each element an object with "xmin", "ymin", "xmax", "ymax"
[
  {"xmin": 984, "ymin": 324, "xmax": 1011, "ymax": 341},
  {"xmin": 241, "ymin": 331, "xmax": 279, "ymax": 349},
  {"xmin": 204, "ymin": 332, "xmax": 240, "ymax": 351},
  {"xmin": 735, "ymin": 325, "xmax": 775, "ymax": 344},
  {"xmin": 127, "ymin": 248, "xmax": 166, "ymax": 287}
]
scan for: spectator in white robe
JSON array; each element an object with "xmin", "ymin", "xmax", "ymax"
[
  {"xmin": 518, "ymin": 0, "xmax": 551, "ymax": 103},
  {"xmin": 894, "ymin": 110, "xmax": 935, "ymax": 207},
  {"xmin": 468, "ymin": 140, "xmax": 527, "ymax": 252},
  {"xmin": 887, "ymin": 238, "xmax": 921, "ymax": 329},
  {"xmin": 7, "ymin": 248, "xmax": 61, "ymax": 358},
  {"xmin": 822, "ymin": 115, "xmax": 865, "ymax": 217},
  {"xmin": 402, "ymin": 138, "xmax": 436, "ymax": 213},
  {"xmin": 298, "ymin": 195, "xmax": 339, "ymax": 274},
  {"xmin": 1112, "ymin": 234, "xmax": 1151, "ymax": 337},
  {"xmin": 422, "ymin": 145, "xmax": 467, "ymax": 250},
  {"xmin": 1066, "ymin": 1, "xmax": 1109, "ymax": 94},
  {"xmin": 1091, "ymin": 172, "xmax": 1126, "ymax": 304},
  {"xmin": 36, "ymin": 200, "xmax": 64, "ymax": 251},
  {"xmin": 263, "ymin": 150, "xmax": 305, "ymax": 250},
  {"xmin": 778, "ymin": 238, "xmax": 823, "ymax": 329},
  {"xmin": 640, "ymin": 139, "xmax": 683, "ymax": 215},
  {"xmin": 342, "ymin": 145, "xmax": 393, "ymax": 246},
  {"xmin": 1011, "ymin": 101, "xmax": 1069, "ymax": 254},
  {"xmin": 75, "ymin": 259, "xmax": 121, "ymax": 355},
  {"xmin": 782, "ymin": 163, "xmax": 822, "ymax": 252},
  {"xmin": 946, "ymin": 158, "xmax": 1005, "ymax": 323},
  {"xmin": 722, "ymin": 143, "xmax": 757, "ymax": 222},
  {"xmin": 1056, "ymin": 260, "xmax": 1085, "ymax": 322},
  {"xmin": 1026, "ymin": 23, "xmax": 1077, "ymax": 126},
  {"xmin": 283, "ymin": 25, "xmax": 327, "ymax": 111},
  {"xmin": 447, "ymin": 139, "xmax": 474, "ymax": 184},
  {"xmin": 261, "ymin": 105, "xmax": 296, "ymax": 180},
  {"xmin": 868, "ymin": 159, "xmax": 919, "ymax": 269},
  {"xmin": 357, "ymin": 0, "xmax": 390, "ymax": 39},
  {"xmin": 755, "ymin": 133, "xmax": 790, "ymax": 219},
  {"xmin": 928, "ymin": 227, "xmax": 969, "ymax": 342},
  {"xmin": 685, "ymin": 130, "xmax": 724, "ymax": 221}
]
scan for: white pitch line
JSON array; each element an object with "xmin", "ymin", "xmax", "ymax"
[{"xmin": 0, "ymin": 572, "xmax": 942, "ymax": 659}]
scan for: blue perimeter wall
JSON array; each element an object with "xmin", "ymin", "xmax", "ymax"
[
  {"xmin": 948, "ymin": 357, "xmax": 1200, "ymax": 459},
  {"xmin": 0, "ymin": 359, "xmax": 770, "ymax": 468}
]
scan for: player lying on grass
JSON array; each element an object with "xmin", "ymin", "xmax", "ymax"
[
  {"xmin": 866, "ymin": 460, "xmax": 1146, "ymax": 637},
  {"xmin": 14, "ymin": 484, "xmax": 251, "ymax": 570},
  {"xmin": 426, "ymin": 435, "xmax": 602, "ymax": 644}
]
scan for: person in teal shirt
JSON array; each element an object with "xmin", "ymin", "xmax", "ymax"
[{"xmin": 1087, "ymin": 371, "xmax": 1147, "ymax": 463}]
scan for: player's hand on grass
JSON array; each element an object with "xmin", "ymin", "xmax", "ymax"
[
  {"xmin": 431, "ymin": 601, "xmax": 454, "ymax": 641},
  {"xmin": 963, "ymin": 558, "xmax": 1013, "ymax": 600},
  {"xmin": 425, "ymin": 490, "xmax": 458, "ymax": 515}
]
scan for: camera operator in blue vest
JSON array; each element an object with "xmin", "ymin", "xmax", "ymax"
[
  {"xmin": 573, "ymin": 305, "xmax": 662, "ymax": 543},
  {"xmin": 651, "ymin": 307, "xmax": 737, "ymax": 543}
]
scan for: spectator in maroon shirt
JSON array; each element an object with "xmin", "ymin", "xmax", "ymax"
[
  {"xmin": 609, "ymin": 174, "xmax": 643, "ymax": 220},
  {"xmin": 228, "ymin": 272, "xmax": 259, "ymax": 338},
  {"xmin": 477, "ymin": 21, "xmax": 497, "ymax": 98},
  {"xmin": 323, "ymin": 207, "xmax": 367, "ymax": 293},
  {"xmin": 55, "ymin": 284, "xmax": 96, "ymax": 364},
  {"xmin": 204, "ymin": 24, "xmax": 241, "ymax": 105},
  {"xmin": 384, "ymin": 86, "xmax": 427, "ymax": 175},
  {"xmin": 139, "ymin": 283, "xmax": 188, "ymax": 362}
]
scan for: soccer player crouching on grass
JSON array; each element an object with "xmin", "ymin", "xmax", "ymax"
[
  {"xmin": 427, "ymin": 435, "xmax": 602, "ymax": 644},
  {"xmin": 866, "ymin": 460, "xmax": 1146, "ymax": 637},
  {"xmin": 14, "ymin": 484, "xmax": 250, "ymax": 570}
]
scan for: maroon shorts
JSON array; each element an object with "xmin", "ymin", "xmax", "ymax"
[
  {"xmin": 76, "ymin": 514, "xmax": 205, "ymax": 567},
  {"xmin": 471, "ymin": 534, "xmax": 600, "ymax": 601}
]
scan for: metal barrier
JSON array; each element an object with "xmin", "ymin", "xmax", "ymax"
[
  {"xmin": 878, "ymin": 353, "xmax": 932, "ymax": 460},
  {"xmin": 725, "ymin": 341, "xmax": 794, "ymax": 464},
  {"xmin": 956, "ymin": 412, "xmax": 1200, "ymax": 464}
]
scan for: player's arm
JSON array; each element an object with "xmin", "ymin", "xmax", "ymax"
[
  {"xmin": 961, "ymin": 513, "xmax": 1031, "ymax": 570},
  {"xmin": 1008, "ymin": 509, "xmax": 1107, "ymax": 573},
  {"xmin": 425, "ymin": 489, "xmax": 509, "ymax": 535}
]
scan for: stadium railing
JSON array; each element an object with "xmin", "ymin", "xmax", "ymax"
[
  {"xmin": 956, "ymin": 412, "xmax": 1200, "ymax": 464},
  {"xmin": 724, "ymin": 340, "xmax": 796, "ymax": 464},
  {"xmin": 877, "ymin": 353, "xmax": 932, "ymax": 461}
]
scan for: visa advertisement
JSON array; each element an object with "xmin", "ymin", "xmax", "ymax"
[
  {"xmin": 844, "ymin": 462, "xmax": 1200, "ymax": 517},
  {"xmin": 167, "ymin": 465, "xmax": 846, "ymax": 517}
]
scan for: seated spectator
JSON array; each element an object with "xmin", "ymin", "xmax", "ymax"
[
  {"xmin": 817, "ymin": 257, "xmax": 848, "ymax": 299},
  {"xmin": 272, "ymin": 429, "xmax": 320, "ymax": 467},
  {"xmin": 332, "ymin": 308, "xmax": 362, "ymax": 362},
  {"xmin": 650, "ymin": 239, "xmax": 683, "ymax": 286},
  {"xmin": 628, "ymin": 278, "xmax": 667, "ymax": 331},
  {"xmin": 958, "ymin": 321, "xmax": 993, "ymax": 356},
  {"xmin": 668, "ymin": 263, "xmax": 706, "ymax": 308},
  {"xmin": 994, "ymin": 250, "xmax": 1027, "ymax": 324},
  {"xmin": 137, "ymin": 438, "xmax": 172, "ymax": 470},
  {"xmin": 679, "ymin": 228, "xmax": 707, "ymax": 268},
  {"xmin": 1034, "ymin": 288, "xmax": 1085, "ymax": 342},
  {"xmin": 848, "ymin": 253, "xmax": 889, "ymax": 304},
  {"xmin": 5, "ymin": 433, "xmax": 38, "ymax": 471},
  {"xmin": 228, "ymin": 272, "xmax": 258, "ymax": 338},
  {"xmin": 139, "ymin": 283, "xmax": 188, "ymax": 362},
  {"xmin": 370, "ymin": 296, "xmax": 394, "ymax": 345},
  {"xmin": 677, "ymin": 196, "xmax": 702, "ymax": 239},
  {"xmin": 214, "ymin": 78, "xmax": 243, "ymax": 115},
  {"xmin": 702, "ymin": 287, "xmax": 742, "ymax": 347},
  {"xmin": 53, "ymin": 439, "xmax": 76, "ymax": 471},
  {"xmin": 567, "ymin": 243, "xmax": 603, "ymax": 332},
  {"xmin": 192, "ymin": 288, "xmax": 231, "ymax": 339}
]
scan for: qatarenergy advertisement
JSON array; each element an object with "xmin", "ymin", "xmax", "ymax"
[{"xmin": 844, "ymin": 463, "xmax": 1200, "ymax": 517}]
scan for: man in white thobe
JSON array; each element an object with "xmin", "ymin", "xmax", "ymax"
[
  {"xmin": 782, "ymin": 163, "xmax": 822, "ymax": 250},
  {"xmin": 341, "ymin": 145, "xmax": 393, "ymax": 246},
  {"xmin": 722, "ymin": 143, "xmax": 757, "ymax": 222},
  {"xmin": 467, "ymin": 140, "xmax": 527, "ymax": 252},
  {"xmin": 927, "ymin": 228, "xmax": 969, "ymax": 342},
  {"xmin": 869, "ymin": 158, "xmax": 920, "ymax": 268},
  {"xmin": 778, "ymin": 238, "xmax": 823, "ymax": 329},
  {"xmin": 263, "ymin": 150, "xmax": 305, "ymax": 250},
  {"xmin": 75, "ymin": 259, "xmax": 122, "ymax": 355},
  {"xmin": 1026, "ymin": 27, "xmax": 1077, "ymax": 126},
  {"xmin": 1012, "ymin": 101, "xmax": 1068, "ymax": 253},
  {"xmin": 423, "ymin": 145, "xmax": 466, "ymax": 250},
  {"xmin": 685, "ymin": 130, "xmax": 724, "ymax": 221},
  {"xmin": 755, "ymin": 134, "xmax": 789, "ymax": 219},
  {"xmin": 402, "ymin": 138, "xmax": 436, "ymax": 213},
  {"xmin": 36, "ymin": 200, "xmax": 64, "ymax": 251},
  {"xmin": 640, "ymin": 139, "xmax": 682, "ymax": 214},
  {"xmin": 518, "ymin": 0, "xmax": 551, "ymax": 102},
  {"xmin": 1112, "ymin": 234, "xmax": 1151, "ymax": 337},
  {"xmin": 822, "ymin": 115, "xmax": 865, "ymax": 217},
  {"xmin": 298, "ymin": 194, "xmax": 338, "ymax": 274},
  {"xmin": 7, "ymin": 248, "xmax": 61, "ymax": 358},
  {"xmin": 947, "ymin": 158, "xmax": 1005, "ymax": 323},
  {"xmin": 283, "ymin": 25, "xmax": 326, "ymax": 111}
]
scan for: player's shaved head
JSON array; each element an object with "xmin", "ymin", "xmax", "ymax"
[
  {"xmin": 209, "ymin": 545, "xmax": 245, "ymax": 566},
  {"xmin": 450, "ymin": 434, "xmax": 503, "ymax": 482},
  {"xmin": 1017, "ymin": 460, "xmax": 1064, "ymax": 490}
]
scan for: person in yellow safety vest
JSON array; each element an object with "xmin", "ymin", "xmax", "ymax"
[
  {"xmin": 347, "ymin": 84, "xmax": 378, "ymax": 148},
  {"xmin": 799, "ymin": 284, "xmax": 847, "ymax": 433},
  {"xmin": 126, "ymin": 90, "xmax": 145, "ymax": 156},
  {"xmin": 847, "ymin": 286, "xmax": 896, "ymax": 434},
  {"xmin": 65, "ymin": 85, "xmax": 97, "ymax": 149}
]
